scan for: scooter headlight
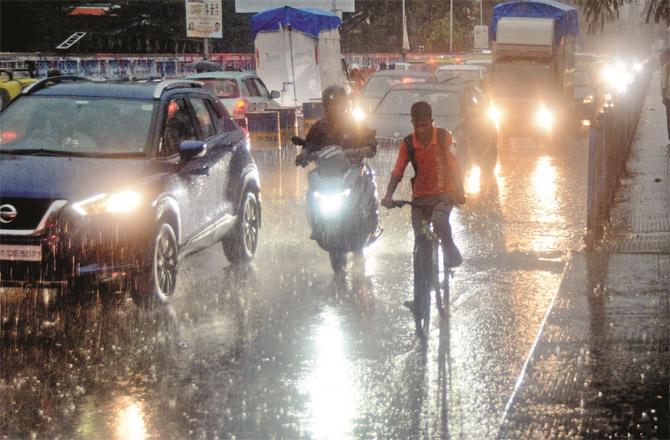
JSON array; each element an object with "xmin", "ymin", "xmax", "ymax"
[{"xmin": 314, "ymin": 189, "xmax": 351, "ymax": 215}]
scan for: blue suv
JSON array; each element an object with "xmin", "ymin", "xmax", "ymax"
[{"xmin": 0, "ymin": 77, "xmax": 261, "ymax": 306}]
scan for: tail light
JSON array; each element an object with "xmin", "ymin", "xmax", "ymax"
[
  {"xmin": 233, "ymin": 98, "xmax": 249, "ymax": 117},
  {"xmin": 0, "ymin": 130, "xmax": 18, "ymax": 143}
]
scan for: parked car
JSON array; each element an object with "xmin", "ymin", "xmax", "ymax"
[
  {"xmin": 0, "ymin": 77, "xmax": 261, "ymax": 306},
  {"xmin": 367, "ymin": 79, "xmax": 498, "ymax": 172},
  {"xmin": 0, "ymin": 68, "xmax": 37, "ymax": 109},
  {"xmin": 184, "ymin": 71, "xmax": 280, "ymax": 117},
  {"xmin": 355, "ymin": 70, "xmax": 435, "ymax": 115}
]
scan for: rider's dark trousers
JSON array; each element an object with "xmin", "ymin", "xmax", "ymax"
[{"xmin": 411, "ymin": 194, "xmax": 462, "ymax": 304}]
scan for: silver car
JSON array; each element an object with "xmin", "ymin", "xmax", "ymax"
[
  {"xmin": 184, "ymin": 71, "xmax": 280, "ymax": 117},
  {"xmin": 367, "ymin": 80, "xmax": 498, "ymax": 172},
  {"xmin": 355, "ymin": 70, "xmax": 435, "ymax": 115}
]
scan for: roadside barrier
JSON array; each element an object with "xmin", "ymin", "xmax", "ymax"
[
  {"xmin": 246, "ymin": 111, "xmax": 281, "ymax": 150},
  {"xmin": 277, "ymin": 108, "xmax": 298, "ymax": 148},
  {"xmin": 585, "ymin": 64, "xmax": 652, "ymax": 248},
  {"xmin": 302, "ymin": 102, "xmax": 324, "ymax": 137},
  {"xmin": 232, "ymin": 116, "xmax": 247, "ymax": 131}
]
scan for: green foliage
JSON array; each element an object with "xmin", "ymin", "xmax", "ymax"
[{"xmin": 577, "ymin": 0, "xmax": 670, "ymax": 32}]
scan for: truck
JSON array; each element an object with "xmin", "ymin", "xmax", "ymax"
[
  {"xmin": 488, "ymin": 0, "xmax": 579, "ymax": 144},
  {"xmin": 251, "ymin": 6, "xmax": 349, "ymax": 109}
]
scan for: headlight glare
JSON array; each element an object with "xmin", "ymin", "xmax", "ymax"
[
  {"xmin": 535, "ymin": 106, "xmax": 554, "ymax": 131},
  {"xmin": 487, "ymin": 104, "xmax": 501, "ymax": 131},
  {"xmin": 582, "ymin": 95, "xmax": 594, "ymax": 104},
  {"xmin": 352, "ymin": 106, "xmax": 367, "ymax": 122},
  {"xmin": 314, "ymin": 189, "xmax": 351, "ymax": 214},
  {"xmin": 72, "ymin": 190, "xmax": 142, "ymax": 215}
]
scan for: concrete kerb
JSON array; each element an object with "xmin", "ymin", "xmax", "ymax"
[{"xmin": 496, "ymin": 248, "xmax": 583, "ymax": 439}]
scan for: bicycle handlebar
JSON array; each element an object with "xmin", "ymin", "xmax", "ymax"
[{"xmin": 391, "ymin": 200, "xmax": 413, "ymax": 208}]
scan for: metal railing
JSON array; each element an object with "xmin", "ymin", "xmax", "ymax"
[{"xmin": 585, "ymin": 65, "xmax": 652, "ymax": 248}]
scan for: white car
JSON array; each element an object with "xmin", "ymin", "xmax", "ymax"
[
  {"xmin": 435, "ymin": 64, "xmax": 486, "ymax": 85},
  {"xmin": 184, "ymin": 71, "xmax": 280, "ymax": 117}
]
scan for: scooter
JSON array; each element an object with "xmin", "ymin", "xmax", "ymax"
[{"xmin": 293, "ymin": 137, "xmax": 381, "ymax": 273}]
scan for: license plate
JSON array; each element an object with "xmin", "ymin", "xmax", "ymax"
[{"xmin": 0, "ymin": 244, "xmax": 42, "ymax": 262}]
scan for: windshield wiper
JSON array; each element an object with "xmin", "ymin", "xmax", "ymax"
[
  {"xmin": 1, "ymin": 149, "xmax": 145, "ymax": 158},
  {"xmin": 1, "ymin": 148, "xmax": 73, "ymax": 156}
]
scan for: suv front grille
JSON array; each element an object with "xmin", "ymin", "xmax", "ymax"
[{"xmin": 0, "ymin": 197, "xmax": 54, "ymax": 231}]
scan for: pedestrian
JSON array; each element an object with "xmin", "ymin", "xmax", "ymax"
[
  {"xmin": 661, "ymin": 48, "xmax": 670, "ymax": 142},
  {"xmin": 381, "ymin": 101, "xmax": 465, "ymax": 314}
]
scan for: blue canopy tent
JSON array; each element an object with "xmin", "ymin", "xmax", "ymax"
[
  {"xmin": 490, "ymin": 0, "xmax": 579, "ymax": 42},
  {"xmin": 251, "ymin": 6, "xmax": 342, "ymax": 39}
]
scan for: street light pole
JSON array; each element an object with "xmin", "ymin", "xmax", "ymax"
[
  {"xmin": 450, "ymin": 0, "xmax": 453, "ymax": 53},
  {"xmin": 402, "ymin": 0, "xmax": 410, "ymax": 60},
  {"xmin": 480, "ymin": 0, "xmax": 483, "ymax": 26}
]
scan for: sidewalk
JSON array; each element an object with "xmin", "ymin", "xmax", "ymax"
[{"xmin": 498, "ymin": 70, "xmax": 670, "ymax": 438}]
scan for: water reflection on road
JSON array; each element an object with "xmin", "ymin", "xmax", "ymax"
[{"xmin": 1, "ymin": 134, "xmax": 589, "ymax": 439}]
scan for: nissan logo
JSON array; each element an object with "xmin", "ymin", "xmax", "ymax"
[{"xmin": 0, "ymin": 204, "xmax": 18, "ymax": 224}]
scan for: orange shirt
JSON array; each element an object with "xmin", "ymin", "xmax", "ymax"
[{"xmin": 391, "ymin": 127, "xmax": 456, "ymax": 198}]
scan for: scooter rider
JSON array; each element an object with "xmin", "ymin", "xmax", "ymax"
[
  {"xmin": 296, "ymin": 85, "xmax": 376, "ymax": 165},
  {"xmin": 381, "ymin": 101, "xmax": 465, "ymax": 311}
]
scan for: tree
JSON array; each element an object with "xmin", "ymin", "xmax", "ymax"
[
  {"xmin": 578, "ymin": 0, "xmax": 670, "ymax": 32},
  {"xmin": 341, "ymin": 0, "xmax": 477, "ymax": 53}
]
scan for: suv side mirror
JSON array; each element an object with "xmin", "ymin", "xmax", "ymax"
[
  {"xmin": 179, "ymin": 140, "xmax": 206, "ymax": 160},
  {"xmin": 270, "ymin": 90, "xmax": 280, "ymax": 99}
]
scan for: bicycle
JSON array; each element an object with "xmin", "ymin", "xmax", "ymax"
[{"xmin": 392, "ymin": 200, "xmax": 450, "ymax": 338}]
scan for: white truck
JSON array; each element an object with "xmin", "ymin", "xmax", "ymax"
[
  {"xmin": 489, "ymin": 0, "xmax": 578, "ymax": 143},
  {"xmin": 251, "ymin": 6, "xmax": 349, "ymax": 108}
]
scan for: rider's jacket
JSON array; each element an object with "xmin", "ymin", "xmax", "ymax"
[{"xmin": 304, "ymin": 115, "xmax": 377, "ymax": 157}]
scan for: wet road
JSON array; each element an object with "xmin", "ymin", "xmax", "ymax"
[{"xmin": 1, "ymin": 134, "xmax": 589, "ymax": 439}]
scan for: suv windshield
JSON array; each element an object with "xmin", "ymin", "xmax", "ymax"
[
  {"xmin": 0, "ymin": 96, "xmax": 155, "ymax": 155},
  {"xmin": 376, "ymin": 89, "xmax": 461, "ymax": 117}
]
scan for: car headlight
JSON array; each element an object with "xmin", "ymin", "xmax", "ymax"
[
  {"xmin": 487, "ymin": 104, "xmax": 501, "ymax": 131},
  {"xmin": 314, "ymin": 189, "xmax": 351, "ymax": 215},
  {"xmin": 352, "ymin": 106, "xmax": 367, "ymax": 122},
  {"xmin": 582, "ymin": 94, "xmax": 594, "ymax": 104},
  {"xmin": 72, "ymin": 190, "xmax": 142, "ymax": 215},
  {"xmin": 535, "ymin": 106, "xmax": 554, "ymax": 131}
]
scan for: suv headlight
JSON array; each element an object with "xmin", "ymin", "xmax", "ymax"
[
  {"xmin": 535, "ymin": 106, "xmax": 554, "ymax": 131},
  {"xmin": 72, "ymin": 190, "xmax": 142, "ymax": 215},
  {"xmin": 314, "ymin": 189, "xmax": 351, "ymax": 214}
]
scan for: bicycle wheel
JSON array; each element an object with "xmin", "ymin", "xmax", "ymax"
[
  {"xmin": 415, "ymin": 285, "xmax": 431, "ymax": 338},
  {"xmin": 434, "ymin": 240, "xmax": 445, "ymax": 316}
]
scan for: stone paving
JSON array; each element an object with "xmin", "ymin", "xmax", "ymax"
[{"xmin": 498, "ymin": 70, "xmax": 670, "ymax": 439}]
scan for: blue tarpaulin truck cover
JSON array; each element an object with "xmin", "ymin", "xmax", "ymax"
[
  {"xmin": 490, "ymin": 0, "xmax": 579, "ymax": 41},
  {"xmin": 251, "ymin": 6, "xmax": 342, "ymax": 39}
]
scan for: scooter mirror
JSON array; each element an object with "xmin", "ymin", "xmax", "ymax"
[{"xmin": 292, "ymin": 136, "xmax": 306, "ymax": 146}]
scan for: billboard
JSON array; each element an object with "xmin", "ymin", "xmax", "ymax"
[
  {"xmin": 185, "ymin": 0, "xmax": 223, "ymax": 39},
  {"xmin": 234, "ymin": 0, "xmax": 354, "ymax": 13}
]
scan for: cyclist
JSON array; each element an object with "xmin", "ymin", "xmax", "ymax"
[{"xmin": 381, "ymin": 101, "xmax": 465, "ymax": 313}]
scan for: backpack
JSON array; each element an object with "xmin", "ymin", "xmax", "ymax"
[{"xmin": 404, "ymin": 128, "xmax": 466, "ymax": 204}]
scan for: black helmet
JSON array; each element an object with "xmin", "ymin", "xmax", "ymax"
[{"xmin": 321, "ymin": 85, "xmax": 347, "ymax": 106}]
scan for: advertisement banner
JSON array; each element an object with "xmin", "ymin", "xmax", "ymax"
[{"xmin": 185, "ymin": 0, "xmax": 222, "ymax": 39}]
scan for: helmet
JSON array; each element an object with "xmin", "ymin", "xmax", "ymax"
[{"xmin": 321, "ymin": 85, "xmax": 347, "ymax": 106}]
